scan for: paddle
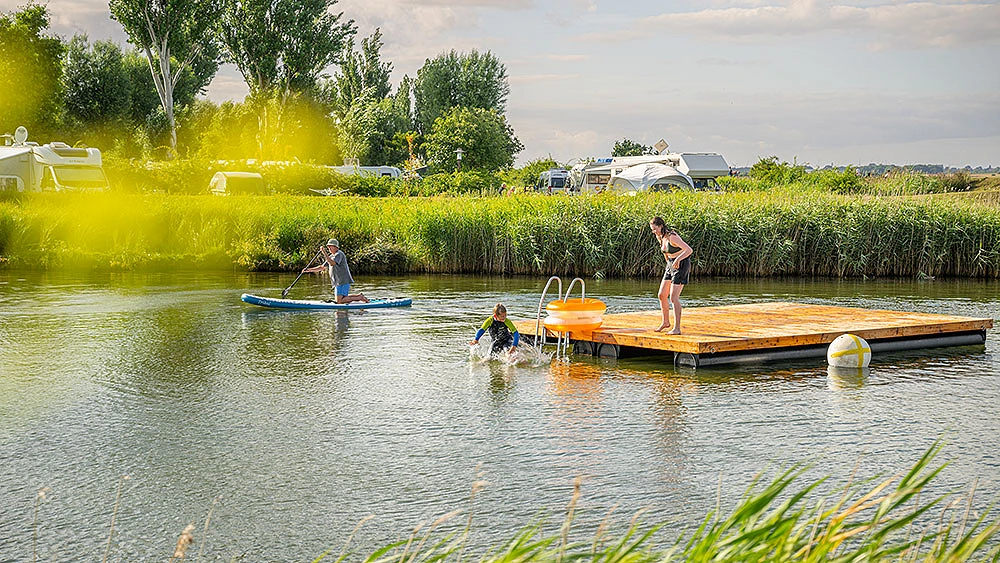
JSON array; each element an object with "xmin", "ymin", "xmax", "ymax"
[{"xmin": 282, "ymin": 247, "xmax": 326, "ymax": 298}]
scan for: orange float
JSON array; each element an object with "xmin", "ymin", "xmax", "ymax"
[{"xmin": 543, "ymin": 298, "xmax": 606, "ymax": 332}]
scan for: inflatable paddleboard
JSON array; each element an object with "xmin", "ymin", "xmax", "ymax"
[{"xmin": 241, "ymin": 293, "xmax": 412, "ymax": 310}]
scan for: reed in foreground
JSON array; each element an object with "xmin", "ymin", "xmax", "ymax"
[{"xmin": 318, "ymin": 443, "xmax": 999, "ymax": 563}]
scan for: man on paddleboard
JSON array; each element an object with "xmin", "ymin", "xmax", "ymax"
[{"xmin": 303, "ymin": 239, "xmax": 369, "ymax": 304}]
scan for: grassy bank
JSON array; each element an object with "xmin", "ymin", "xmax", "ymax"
[{"xmin": 1, "ymin": 190, "xmax": 998, "ymax": 278}]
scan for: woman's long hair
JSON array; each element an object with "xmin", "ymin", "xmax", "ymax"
[{"xmin": 649, "ymin": 216, "xmax": 675, "ymax": 238}]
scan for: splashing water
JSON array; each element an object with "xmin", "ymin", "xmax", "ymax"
[{"xmin": 468, "ymin": 341, "xmax": 552, "ymax": 367}]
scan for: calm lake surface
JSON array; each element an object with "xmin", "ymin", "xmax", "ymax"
[{"xmin": 1, "ymin": 271, "xmax": 998, "ymax": 561}]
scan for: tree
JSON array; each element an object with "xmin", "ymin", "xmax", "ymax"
[
  {"xmin": 219, "ymin": 0, "xmax": 354, "ymax": 158},
  {"xmin": 612, "ymin": 138, "xmax": 652, "ymax": 157},
  {"xmin": 219, "ymin": 0, "xmax": 355, "ymax": 99},
  {"xmin": 64, "ymin": 36, "xmax": 131, "ymax": 126},
  {"xmin": 0, "ymin": 3, "xmax": 65, "ymax": 137},
  {"xmin": 326, "ymin": 28, "xmax": 391, "ymax": 120},
  {"xmin": 109, "ymin": 0, "xmax": 221, "ymax": 156},
  {"xmin": 337, "ymin": 87, "xmax": 411, "ymax": 166},
  {"xmin": 423, "ymin": 106, "xmax": 522, "ymax": 173},
  {"xmin": 413, "ymin": 50, "xmax": 509, "ymax": 134}
]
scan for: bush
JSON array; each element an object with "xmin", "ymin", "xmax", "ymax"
[{"xmin": 749, "ymin": 156, "xmax": 807, "ymax": 186}]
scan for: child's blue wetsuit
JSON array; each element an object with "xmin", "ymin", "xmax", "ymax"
[{"xmin": 475, "ymin": 317, "xmax": 520, "ymax": 355}]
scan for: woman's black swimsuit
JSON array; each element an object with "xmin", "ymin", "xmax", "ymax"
[{"xmin": 663, "ymin": 240, "xmax": 691, "ymax": 285}]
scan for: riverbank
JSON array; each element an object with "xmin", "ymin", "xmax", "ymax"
[{"xmin": 1, "ymin": 191, "xmax": 998, "ymax": 277}]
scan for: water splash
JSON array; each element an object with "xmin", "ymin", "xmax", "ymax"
[{"xmin": 469, "ymin": 342, "xmax": 552, "ymax": 367}]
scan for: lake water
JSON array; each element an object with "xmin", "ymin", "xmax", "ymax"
[{"xmin": 1, "ymin": 271, "xmax": 998, "ymax": 561}]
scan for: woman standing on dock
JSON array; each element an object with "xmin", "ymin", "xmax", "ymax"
[{"xmin": 649, "ymin": 217, "xmax": 692, "ymax": 334}]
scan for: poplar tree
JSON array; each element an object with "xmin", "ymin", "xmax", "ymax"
[{"xmin": 109, "ymin": 0, "xmax": 221, "ymax": 157}]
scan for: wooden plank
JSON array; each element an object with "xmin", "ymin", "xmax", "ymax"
[{"xmin": 514, "ymin": 302, "xmax": 993, "ymax": 356}]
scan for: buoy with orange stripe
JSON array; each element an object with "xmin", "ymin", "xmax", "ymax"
[
  {"xmin": 827, "ymin": 333, "xmax": 871, "ymax": 368},
  {"xmin": 543, "ymin": 297, "xmax": 606, "ymax": 333}
]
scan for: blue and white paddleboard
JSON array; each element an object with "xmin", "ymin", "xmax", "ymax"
[{"xmin": 241, "ymin": 293, "xmax": 412, "ymax": 310}]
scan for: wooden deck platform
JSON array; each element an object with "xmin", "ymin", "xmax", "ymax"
[{"xmin": 515, "ymin": 302, "xmax": 993, "ymax": 367}]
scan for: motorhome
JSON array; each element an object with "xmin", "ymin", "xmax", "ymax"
[
  {"xmin": 0, "ymin": 127, "xmax": 109, "ymax": 192},
  {"xmin": 536, "ymin": 168, "xmax": 570, "ymax": 194},
  {"xmin": 569, "ymin": 152, "xmax": 730, "ymax": 193}
]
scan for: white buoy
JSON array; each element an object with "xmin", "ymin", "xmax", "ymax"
[{"xmin": 827, "ymin": 333, "xmax": 872, "ymax": 368}]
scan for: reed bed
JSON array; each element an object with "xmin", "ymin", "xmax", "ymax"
[{"xmin": 1, "ymin": 191, "xmax": 999, "ymax": 278}]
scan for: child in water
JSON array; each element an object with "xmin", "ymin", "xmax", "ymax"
[{"xmin": 470, "ymin": 303, "xmax": 520, "ymax": 357}]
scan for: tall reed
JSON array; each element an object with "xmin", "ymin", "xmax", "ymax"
[
  {"xmin": 2, "ymin": 192, "xmax": 998, "ymax": 278},
  {"xmin": 314, "ymin": 443, "xmax": 998, "ymax": 563}
]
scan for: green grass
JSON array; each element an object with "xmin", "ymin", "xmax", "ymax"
[{"xmin": 1, "ymin": 191, "xmax": 999, "ymax": 278}]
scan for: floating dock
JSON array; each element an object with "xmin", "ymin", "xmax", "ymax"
[{"xmin": 515, "ymin": 302, "xmax": 993, "ymax": 367}]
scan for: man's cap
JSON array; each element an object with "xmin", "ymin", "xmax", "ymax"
[{"xmin": 327, "ymin": 239, "xmax": 339, "ymax": 247}]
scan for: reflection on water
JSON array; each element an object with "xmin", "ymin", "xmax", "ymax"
[
  {"xmin": 827, "ymin": 366, "xmax": 868, "ymax": 390},
  {"xmin": 0, "ymin": 271, "xmax": 997, "ymax": 561}
]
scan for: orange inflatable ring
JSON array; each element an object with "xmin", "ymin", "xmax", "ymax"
[{"xmin": 543, "ymin": 298, "xmax": 606, "ymax": 332}]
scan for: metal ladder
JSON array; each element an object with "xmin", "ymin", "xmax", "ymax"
[{"xmin": 534, "ymin": 276, "xmax": 587, "ymax": 357}]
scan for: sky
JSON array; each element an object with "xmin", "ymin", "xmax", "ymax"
[{"xmin": 8, "ymin": 0, "xmax": 1000, "ymax": 168}]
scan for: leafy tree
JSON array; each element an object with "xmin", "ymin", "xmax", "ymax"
[
  {"xmin": 413, "ymin": 50, "xmax": 509, "ymax": 134},
  {"xmin": 612, "ymin": 138, "xmax": 652, "ymax": 157},
  {"xmin": 219, "ymin": 0, "xmax": 354, "ymax": 158},
  {"xmin": 0, "ymin": 3, "xmax": 65, "ymax": 137},
  {"xmin": 109, "ymin": 0, "xmax": 221, "ymax": 156},
  {"xmin": 326, "ymin": 28, "xmax": 392, "ymax": 120},
  {"xmin": 219, "ymin": 0, "xmax": 355, "ymax": 99},
  {"xmin": 338, "ymin": 92, "xmax": 411, "ymax": 166},
  {"xmin": 423, "ymin": 106, "xmax": 522, "ymax": 173},
  {"xmin": 63, "ymin": 36, "xmax": 131, "ymax": 126},
  {"xmin": 123, "ymin": 49, "xmax": 207, "ymax": 124}
]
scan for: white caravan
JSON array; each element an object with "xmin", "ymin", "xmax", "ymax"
[
  {"xmin": 569, "ymin": 152, "xmax": 730, "ymax": 193},
  {"xmin": 328, "ymin": 164, "xmax": 402, "ymax": 178},
  {"xmin": 0, "ymin": 127, "xmax": 109, "ymax": 192}
]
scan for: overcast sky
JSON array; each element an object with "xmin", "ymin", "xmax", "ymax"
[{"xmin": 10, "ymin": 0, "xmax": 1000, "ymax": 167}]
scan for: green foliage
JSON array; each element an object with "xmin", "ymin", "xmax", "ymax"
[
  {"xmin": 612, "ymin": 138, "xmax": 652, "ymax": 157},
  {"xmin": 63, "ymin": 36, "xmax": 131, "ymax": 126},
  {"xmin": 314, "ymin": 445, "xmax": 999, "ymax": 563},
  {"xmin": 0, "ymin": 3, "xmax": 65, "ymax": 137},
  {"xmin": 109, "ymin": 0, "xmax": 222, "ymax": 153},
  {"xmin": 337, "ymin": 94, "xmax": 411, "ymax": 166},
  {"xmin": 937, "ymin": 170, "xmax": 974, "ymax": 192},
  {"xmin": 424, "ymin": 107, "xmax": 523, "ymax": 173},
  {"xmin": 749, "ymin": 156, "xmax": 807, "ymax": 186},
  {"xmin": 500, "ymin": 158, "xmax": 562, "ymax": 190},
  {"xmin": 413, "ymin": 49, "xmax": 509, "ymax": 134},
  {"xmin": 324, "ymin": 28, "xmax": 392, "ymax": 120},
  {"xmin": 3, "ymin": 190, "xmax": 999, "ymax": 278},
  {"xmin": 219, "ymin": 0, "xmax": 355, "ymax": 97}
]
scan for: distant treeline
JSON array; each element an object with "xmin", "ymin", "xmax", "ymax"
[{"xmin": 2, "ymin": 190, "xmax": 998, "ymax": 279}]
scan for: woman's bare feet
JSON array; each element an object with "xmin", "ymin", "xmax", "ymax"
[
  {"xmin": 667, "ymin": 328, "xmax": 681, "ymax": 335},
  {"xmin": 654, "ymin": 323, "xmax": 671, "ymax": 332}
]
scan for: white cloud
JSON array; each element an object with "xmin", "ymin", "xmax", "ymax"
[
  {"xmin": 603, "ymin": 1, "xmax": 1000, "ymax": 49},
  {"xmin": 508, "ymin": 89, "xmax": 1000, "ymax": 167},
  {"xmin": 510, "ymin": 73, "xmax": 582, "ymax": 84}
]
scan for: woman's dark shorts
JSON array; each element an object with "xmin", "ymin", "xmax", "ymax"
[{"xmin": 663, "ymin": 257, "xmax": 691, "ymax": 285}]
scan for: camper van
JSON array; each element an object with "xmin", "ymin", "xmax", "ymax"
[
  {"xmin": 536, "ymin": 168, "xmax": 570, "ymax": 194},
  {"xmin": 569, "ymin": 152, "xmax": 729, "ymax": 194},
  {"xmin": 0, "ymin": 127, "xmax": 109, "ymax": 192}
]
